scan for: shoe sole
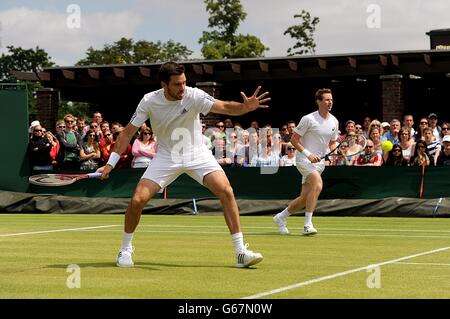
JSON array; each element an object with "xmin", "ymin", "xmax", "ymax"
[
  {"xmin": 302, "ymin": 231, "xmax": 318, "ymax": 236},
  {"xmin": 236, "ymin": 256, "xmax": 263, "ymax": 268},
  {"xmin": 116, "ymin": 262, "xmax": 134, "ymax": 268}
]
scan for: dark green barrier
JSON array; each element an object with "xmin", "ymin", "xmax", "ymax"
[
  {"xmin": 27, "ymin": 166, "xmax": 450, "ymax": 199},
  {"xmin": 0, "ymin": 84, "xmax": 29, "ymax": 192}
]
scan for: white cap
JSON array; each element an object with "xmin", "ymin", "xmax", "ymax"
[
  {"xmin": 28, "ymin": 120, "xmax": 41, "ymax": 133},
  {"xmin": 443, "ymin": 135, "xmax": 450, "ymax": 143},
  {"xmin": 381, "ymin": 122, "xmax": 390, "ymax": 128}
]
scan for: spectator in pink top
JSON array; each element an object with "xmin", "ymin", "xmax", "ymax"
[{"xmin": 131, "ymin": 127, "xmax": 157, "ymax": 168}]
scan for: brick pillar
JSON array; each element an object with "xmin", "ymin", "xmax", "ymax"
[
  {"xmin": 36, "ymin": 88, "xmax": 59, "ymax": 131},
  {"xmin": 195, "ymin": 81, "xmax": 222, "ymax": 127},
  {"xmin": 380, "ymin": 74, "xmax": 404, "ymax": 122}
]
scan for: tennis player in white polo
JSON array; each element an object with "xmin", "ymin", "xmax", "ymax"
[
  {"xmin": 273, "ymin": 88, "xmax": 338, "ymax": 235},
  {"xmin": 97, "ymin": 62, "xmax": 270, "ymax": 268}
]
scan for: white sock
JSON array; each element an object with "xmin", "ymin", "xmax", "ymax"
[
  {"xmin": 121, "ymin": 232, "xmax": 134, "ymax": 250},
  {"xmin": 304, "ymin": 212, "xmax": 313, "ymax": 226},
  {"xmin": 231, "ymin": 232, "xmax": 245, "ymax": 253},
  {"xmin": 279, "ymin": 208, "xmax": 291, "ymax": 219}
]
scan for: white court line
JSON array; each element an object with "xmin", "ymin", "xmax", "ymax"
[
  {"xmin": 137, "ymin": 224, "xmax": 450, "ymax": 233},
  {"xmin": 0, "ymin": 225, "xmax": 119, "ymax": 237},
  {"xmin": 80, "ymin": 229, "xmax": 450, "ymax": 239},
  {"xmin": 394, "ymin": 262, "xmax": 450, "ymax": 267},
  {"xmin": 242, "ymin": 246, "xmax": 450, "ymax": 299}
]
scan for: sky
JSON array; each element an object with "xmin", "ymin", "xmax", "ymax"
[{"xmin": 0, "ymin": 0, "xmax": 449, "ymax": 66}]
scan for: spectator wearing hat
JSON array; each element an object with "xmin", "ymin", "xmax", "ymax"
[
  {"xmin": 28, "ymin": 124, "xmax": 53, "ymax": 170},
  {"xmin": 381, "ymin": 119, "xmax": 400, "ymax": 145},
  {"xmin": 427, "ymin": 113, "xmax": 441, "ymax": 143},
  {"xmin": 28, "ymin": 120, "xmax": 41, "ymax": 139},
  {"xmin": 381, "ymin": 121, "xmax": 390, "ymax": 136},
  {"xmin": 436, "ymin": 135, "xmax": 450, "ymax": 166}
]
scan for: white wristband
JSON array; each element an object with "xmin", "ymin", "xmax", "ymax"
[
  {"xmin": 302, "ymin": 149, "xmax": 312, "ymax": 157},
  {"xmin": 107, "ymin": 152, "xmax": 120, "ymax": 168}
]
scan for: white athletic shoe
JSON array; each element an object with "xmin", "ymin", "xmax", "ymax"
[
  {"xmin": 273, "ymin": 213, "xmax": 290, "ymax": 235},
  {"xmin": 302, "ymin": 225, "xmax": 318, "ymax": 236},
  {"xmin": 116, "ymin": 247, "xmax": 134, "ymax": 268},
  {"xmin": 236, "ymin": 244, "xmax": 263, "ymax": 268}
]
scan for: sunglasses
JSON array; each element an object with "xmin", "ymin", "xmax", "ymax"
[
  {"xmin": 57, "ymin": 126, "xmax": 65, "ymax": 128},
  {"xmin": 34, "ymin": 129, "xmax": 43, "ymax": 132},
  {"xmin": 393, "ymin": 149, "xmax": 401, "ymax": 152},
  {"xmin": 366, "ymin": 146, "xmax": 373, "ymax": 148},
  {"xmin": 88, "ymin": 134, "xmax": 96, "ymax": 137},
  {"xmin": 143, "ymin": 132, "xmax": 152, "ymax": 135},
  {"xmin": 65, "ymin": 120, "xmax": 74, "ymax": 123},
  {"xmin": 287, "ymin": 147, "xmax": 295, "ymax": 150},
  {"xmin": 420, "ymin": 122, "xmax": 428, "ymax": 124},
  {"xmin": 91, "ymin": 125, "xmax": 98, "ymax": 128},
  {"xmin": 105, "ymin": 133, "xmax": 112, "ymax": 136},
  {"xmin": 442, "ymin": 127, "xmax": 449, "ymax": 131},
  {"xmin": 216, "ymin": 125, "xmax": 224, "ymax": 128},
  {"xmin": 281, "ymin": 128, "xmax": 287, "ymax": 131}
]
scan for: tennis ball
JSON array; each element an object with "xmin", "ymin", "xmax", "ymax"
[{"xmin": 381, "ymin": 140, "xmax": 393, "ymax": 151}]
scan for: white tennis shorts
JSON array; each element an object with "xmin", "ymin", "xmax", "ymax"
[
  {"xmin": 141, "ymin": 150, "xmax": 224, "ymax": 188},
  {"xmin": 296, "ymin": 158, "xmax": 325, "ymax": 184}
]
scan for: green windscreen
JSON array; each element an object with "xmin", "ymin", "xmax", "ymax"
[{"xmin": 0, "ymin": 83, "xmax": 30, "ymax": 192}]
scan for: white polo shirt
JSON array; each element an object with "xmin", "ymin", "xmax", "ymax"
[
  {"xmin": 294, "ymin": 110, "xmax": 339, "ymax": 160},
  {"xmin": 130, "ymin": 87, "xmax": 215, "ymax": 156}
]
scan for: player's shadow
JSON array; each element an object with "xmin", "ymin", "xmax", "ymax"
[{"xmin": 45, "ymin": 261, "xmax": 233, "ymax": 271}]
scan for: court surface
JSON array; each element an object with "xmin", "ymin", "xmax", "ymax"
[{"xmin": 1, "ymin": 214, "xmax": 450, "ymax": 299}]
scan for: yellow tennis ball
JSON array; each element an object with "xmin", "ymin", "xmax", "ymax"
[{"xmin": 381, "ymin": 140, "xmax": 393, "ymax": 151}]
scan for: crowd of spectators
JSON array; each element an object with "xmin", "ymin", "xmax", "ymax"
[{"xmin": 28, "ymin": 111, "xmax": 450, "ymax": 172}]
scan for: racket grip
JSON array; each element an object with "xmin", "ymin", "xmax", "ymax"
[{"xmin": 87, "ymin": 172, "xmax": 102, "ymax": 179}]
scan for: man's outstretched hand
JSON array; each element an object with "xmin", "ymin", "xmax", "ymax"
[{"xmin": 241, "ymin": 86, "xmax": 270, "ymax": 113}]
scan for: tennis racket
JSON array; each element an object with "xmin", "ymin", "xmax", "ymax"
[
  {"xmin": 321, "ymin": 134, "xmax": 367, "ymax": 160},
  {"xmin": 28, "ymin": 172, "xmax": 102, "ymax": 187}
]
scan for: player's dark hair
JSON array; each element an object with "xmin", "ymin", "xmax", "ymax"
[
  {"xmin": 158, "ymin": 62, "xmax": 185, "ymax": 84},
  {"xmin": 315, "ymin": 88, "xmax": 332, "ymax": 101}
]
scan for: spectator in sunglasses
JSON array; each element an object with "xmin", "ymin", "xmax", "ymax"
[
  {"xmin": 280, "ymin": 143, "xmax": 296, "ymax": 166},
  {"xmin": 385, "ymin": 144, "xmax": 409, "ymax": 166},
  {"xmin": 354, "ymin": 140, "xmax": 382, "ymax": 166},
  {"xmin": 56, "ymin": 114, "xmax": 82, "ymax": 170},
  {"xmin": 131, "ymin": 128, "xmax": 157, "ymax": 168},
  {"xmin": 411, "ymin": 140, "xmax": 431, "ymax": 167},
  {"xmin": 29, "ymin": 125, "xmax": 53, "ymax": 171}
]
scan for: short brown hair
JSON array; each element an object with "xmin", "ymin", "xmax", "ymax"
[
  {"xmin": 315, "ymin": 88, "xmax": 332, "ymax": 101},
  {"xmin": 158, "ymin": 62, "xmax": 185, "ymax": 83}
]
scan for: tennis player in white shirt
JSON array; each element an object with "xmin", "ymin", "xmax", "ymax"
[
  {"xmin": 274, "ymin": 88, "xmax": 338, "ymax": 235},
  {"xmin": 97, "ymin": 62, "xmax": 270, "ymax": 268}
]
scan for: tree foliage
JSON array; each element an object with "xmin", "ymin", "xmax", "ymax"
[
  {"xmin": 0, "ymin": 45, "xmax": 55, "ymax": 119},
  {"xmin": 284, "ymin": 10, "xmax": 320, "ymax": 56},
  {"xmin": 199, "ymin": 0, "xmax": 268, "ymax": 59},
  {"xmin": 76, "ymin": 37, "xmax": 193, "ymax": 65},
  {"xmin": 0, "ymin": 45, "xmax": 55, "ymax": 81}
]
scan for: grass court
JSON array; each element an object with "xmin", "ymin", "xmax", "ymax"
[{"xmin": 1, "ymin": 214, "xmax": 450, "ymax": 299}]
